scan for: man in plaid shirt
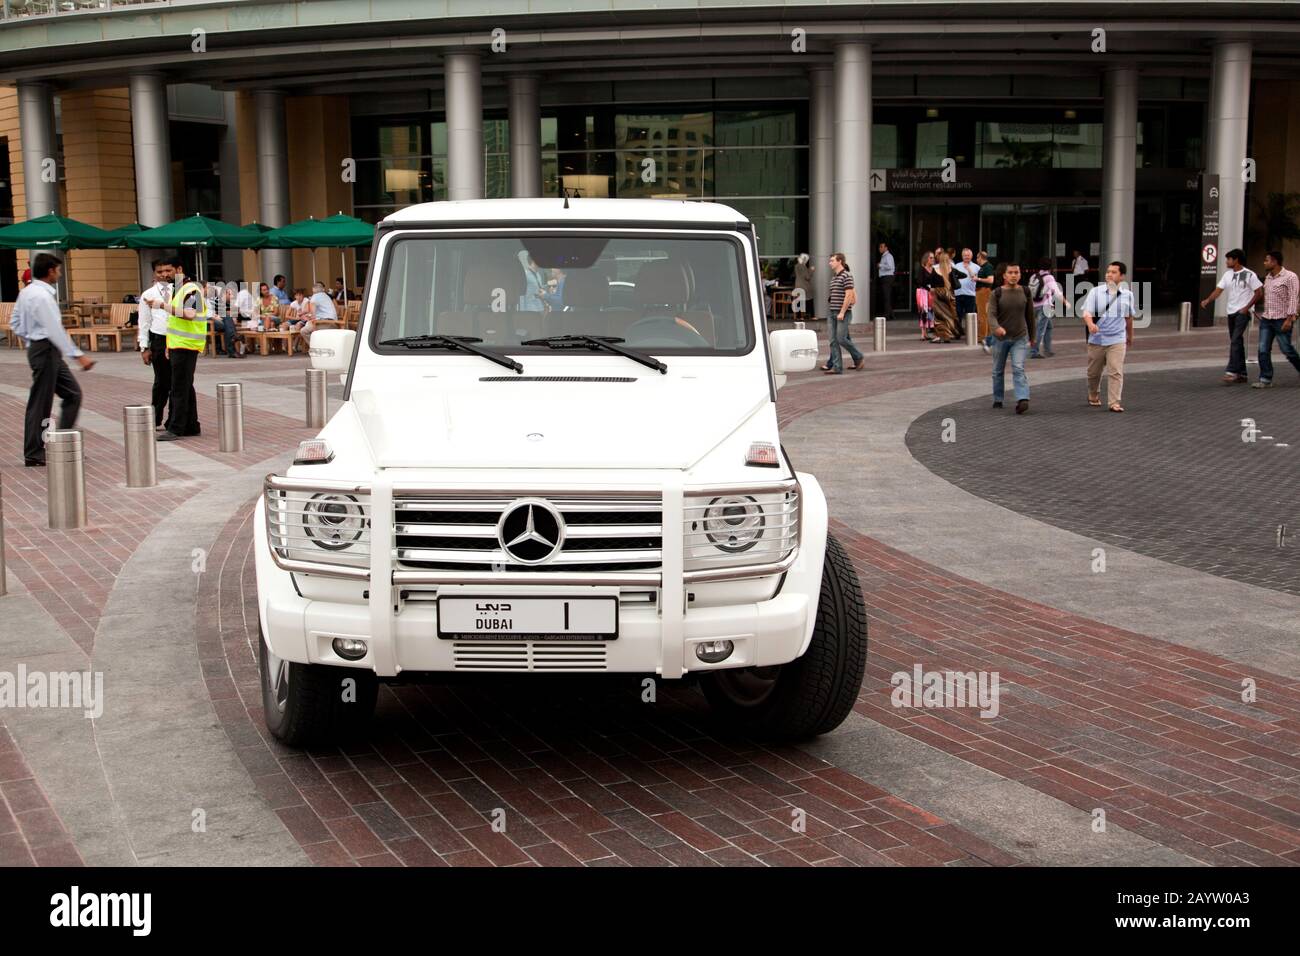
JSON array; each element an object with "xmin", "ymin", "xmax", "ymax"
[{"xmin": 1253, "ymin": 250, "xmax": 1300, "ymax": 389}]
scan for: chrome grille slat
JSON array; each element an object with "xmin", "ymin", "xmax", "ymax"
[{"xmin": 451, "ymin": 641, "xmax": 608, "ymax": 671}]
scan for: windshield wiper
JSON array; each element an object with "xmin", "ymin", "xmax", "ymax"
[
  {"xmin": 378, "ymin": 334, "xmax": 523, "ymax": 373},
  {"xmin": 519, "ymin": 334, "xmax": 667, "ymax": 374}
]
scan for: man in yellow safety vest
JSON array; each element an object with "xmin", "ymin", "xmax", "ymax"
[{"xmin": 158, "ymin": 261, "xmax": 208, "ymax": 442}]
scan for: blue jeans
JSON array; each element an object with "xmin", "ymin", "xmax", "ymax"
[
  {"xmin": 1257, "ymin": 318, "xmax": 1300, "ymax": 382},
  {"xmin": 213, "ymin": 314, "xmax": 239, "ymax": 356},
  {"xmin": 828, "ymin": 310, "xmax": 864, "ymax": 372},
  {"xmin": 992, "ymin": 334, "xmax": 1030, "ymax": 402},
  {"xmin": 1031, "ymin": 307, "xmax": 1053, "ymax": 356}
]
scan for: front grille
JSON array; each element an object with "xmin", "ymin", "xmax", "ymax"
[
  {"xmin": 393, "ymin": 494, "xmax": 663, "ymax": 573},
  {"xmin": 451, "ymin": 641, "xmax": 608, "ymax": 671}
]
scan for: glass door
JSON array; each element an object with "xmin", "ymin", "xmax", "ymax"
[{"xmin": 980, "ymin": 203, "xmax": 1052, "ymax": 270}]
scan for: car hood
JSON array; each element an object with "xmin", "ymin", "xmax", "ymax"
[{"xmin": 350, "ymin": 377, "xmax": 770, "ymax": 470}]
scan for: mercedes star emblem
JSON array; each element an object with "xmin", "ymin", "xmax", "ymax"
[{"xmin": 497, "ymin": 498, "xmax": 565, "ymax": 565}]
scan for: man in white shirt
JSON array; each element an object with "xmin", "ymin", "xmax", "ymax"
[
  {"xmin": 953, "ymin": 247, "xmax": 979, "ymax": 336},
  {"xmin": 1200, "ymin": 248, "xmax": 1264, "ymax": 384},
  {"xmin": 12, "ymin": 254, "xmax": 95, "ymax": 466},
  {"xmin": 137, "ymin": 258, "xmax": 175, "ymax": 428},
  {"xmin": 310, "ymin": 281, "xmax": 338, "ymax": 322},
  {"xmin": 877, "ymin": 242, "xmax": 896, "ymax": 318},
  {"xmin": 234, "ymin": 282, "xmax": 257, "ymax": 329}
]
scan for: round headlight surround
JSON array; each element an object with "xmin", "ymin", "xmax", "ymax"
[
  {"xmin": 302, "ymin": 493, "xmax": 366, "ymax": 551},
  {"xmin": 703, "ymin": 495, "xmax": 766, "ymax": 553}
]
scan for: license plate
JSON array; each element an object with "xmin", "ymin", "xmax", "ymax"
[{"xmin": 437, "ymin": 597, "xmax": 618, "ymax": 641}]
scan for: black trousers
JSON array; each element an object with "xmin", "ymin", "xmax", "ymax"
[
  {"xmin": 23, "ymin": 339, "xmax": 82, "ymax": 464},
  {"xmin": 148, "ymin": 330, "xmax": 171, "ymax": 427},
  {"xmin": 879, "ymin": 275, "xmax": 894, "ymax": 317},
  {"xmin": 1226, "ymin": 311, "xmax": 1251, "ymax": 377},
  {"xmin": 165, "ymin": 347, "xmax": 201, "ymax": 437}
]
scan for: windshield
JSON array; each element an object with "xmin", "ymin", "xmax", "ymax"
[{"xmin": 371, "ymin": 232, "xmax": 754, "ymax": 354}]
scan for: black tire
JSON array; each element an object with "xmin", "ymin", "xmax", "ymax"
[
  {"xmin": 259, "ymin": 626, "xmax": 378, "ymax": 747},
  {"xmin": 701, "ymin": 532, "xmax": 867, "ymax": 740}
]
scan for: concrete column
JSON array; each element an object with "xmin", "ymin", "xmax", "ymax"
[
  {"xmin": 254, "ymin": 89, "xmax": 291, "ymax": 285},
  {"xmin": 1210, "ymin": 41, "xmax": 1251, "ymax": 318},
  {"xmin": 832, "ymin": 42, "xmax": 871, "ymax": 323},
  {"xmin": 445, "ymin": 52, "xmax": 483, "ymax": 201},
  {"xmin": 507, "ymin": 74, "xmax": 541, "ymax": 198},
  {"xmin": 17, "ymin": 81, "xmax": 58, "ymax": 218},
  {"xmin": 809, "ymin": 67, "xmax": 834, "ymax": 321},
  {"xmin": 128, "ymin": 74, "xmax": 173, "ymax": 227},
  {"xmin": 1101, "ymin": 65, "xmax": 1138, "ymax": 278},
  {"xmin": 219, "ymin": 91, "xmax": 244, "ymax": 280}
]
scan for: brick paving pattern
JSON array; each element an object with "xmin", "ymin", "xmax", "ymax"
[
  {"xmin": 0, "ymin": 726, "xmax": 83, "ymax": 867},
  {"xmin": 905, "ymin": 368, "xmax": 1300, "ymax": 595}
]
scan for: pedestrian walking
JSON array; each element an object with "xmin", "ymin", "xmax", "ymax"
[
  {"xmin": 1081, "ymin": 260, "xmax": 1136, "ymax": 413},
  {"xmin": 137, "ymin": 257, "xmax": 174, "ymax": 428},
  {"xmin": 1028, "ymin": 257, "xmax": 1061, "ymax": 358},
  {"xmin": 929, "ymin": 251, "xmax": 961, "ymax": 342},
  {"xmin": 794, "ymin": 253, "xmax": 815, "ymax": 318},
  {"xmin": 877, "ymin": 242, "xmax": 895, "ymax": 319},
  {"xmin": 823, "ymin": 253, "xmax": 865, "ymax": 374},
  {"xmin": 915, "ymin": 251, "xmax": 940, "ymax": 341},
  {"xmin": 1072, "ymin": 250, "xmax": 1089, "ymax": 281},
  {"xmin": 157, "ymin": 265, "xmax": 207, "ymax": 442},
  {"xmin": 975, "ymin": 250, "xmax": 995, "ymax": 353},
  {"xmin": 1200, "ymin": 248, "xmax": 1264, "ymax": 384},
  {"xmin": 953, "ymin": 247, "xmax": 979, "ymax": 337},
  {"xmin": 11, "ymin": 253, "xmax": 95, "ymax": 466},
  {"xmin": 988, "ymin": 262, "xmax": 1036, "ymax": 414},
  {"xmin": 1252, "ymin": 249, "xmax": 1300, "ymax": 388}
]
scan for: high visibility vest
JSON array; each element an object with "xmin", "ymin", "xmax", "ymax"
[{"xmin": 166, "ymin": 281, "xmax": 210, "ymax": 351}]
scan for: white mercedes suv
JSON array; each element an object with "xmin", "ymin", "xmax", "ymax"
[{"xmin": 255, "ymin": 198, "xmax": 867, "ymax": 743}]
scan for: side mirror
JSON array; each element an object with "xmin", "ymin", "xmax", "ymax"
[
  {"xmin": 309, "ymin": 329, "xmax": 355, "ymax": 373},
  {"xmin": 769, "ymin": 326, "xmax": 819, "ymax": 376}
]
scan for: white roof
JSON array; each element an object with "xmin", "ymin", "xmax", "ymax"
[{"xmin": 382, "ymin": 197, "xmax": 748, "ymax": 225}]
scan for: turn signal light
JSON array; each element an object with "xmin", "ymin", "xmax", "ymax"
[
  {"xmin": 294, "ymin": 439, "xmax": 335, "ymax": 465},
  {"xmin": 745, "ymin": 441, "xmax": 780, "ymax": 468}
]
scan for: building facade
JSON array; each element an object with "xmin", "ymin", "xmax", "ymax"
[{"xmin": 1, "ymin": 0, "xmax": 1298, "ymax": 317}]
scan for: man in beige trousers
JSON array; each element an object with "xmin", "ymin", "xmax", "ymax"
[{"xmin": 1080, "ymin": 260, "xmax": 1136, "ymax": 413}]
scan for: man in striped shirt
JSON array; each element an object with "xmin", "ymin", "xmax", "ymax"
[
  {"xmin": 1253, "ymin": 250, "xmax": 1300, "ymax": 389},
  {"xmin": 824, "ymin": 252, "xmax": 865, "ymax": 374}
]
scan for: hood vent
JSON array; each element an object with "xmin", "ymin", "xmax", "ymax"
[{"xmin": 478, "ymin": 376, "xmax": 637, "ymax": 383}]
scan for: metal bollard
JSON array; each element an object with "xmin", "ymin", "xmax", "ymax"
[
  {"xmin": 873, "ymin": 315, "xmax": 887, "ymax": 353},
  {"xmin": 0, "ymin": 473, "xmax": 7, "ymax": 597},
  {"xmin": 122, "ymin": 405, "xmax": 157, "ymax": 488},
  {"xmin": 47, "ymin": 430, "xmax": 87, "ymax": 530},
  {"xmin": 1179, "ymin": 301, "xmax": 1192, "ymax": 333},
  {"xmin": 217, "ymin": 383, "xmax": 245, "ymax": 453},
  {"xmin": 305, "ymin": 368, "xmax": 327, "ymax": 428},
  {"xmin": 965, "ymin": 312, "xmax": 979, "ymax": 348}
]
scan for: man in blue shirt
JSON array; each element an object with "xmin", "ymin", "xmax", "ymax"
[
  {"xmin": 877, "ymin": 242, "xmax": 895, "ymax": 318},
  {"xmin": 1081, "ymin": 260, "xmax": 1135, "ymax": 413},
  {"xmin": 270, "ymin": 274, "xmax": 291, "ymax": 305},
  {"xmin": 11, "ymin": 254, "xmax": 95, "ymax": 466}
]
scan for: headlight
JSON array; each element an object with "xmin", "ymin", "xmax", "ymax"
[
  {"xmin": 303, "ymin": 493, "xmax": 366, "ymax": 551},
  {"xmin": 265, "ymin": 479, "xmax": 371, "ymax": 572},
  {"xmin": 684, "ymin": 483, "xmax": 799, "ymax": 574},
  {"xmin": 702, "ymin": 495, "xmax": 765, "ymax": 553}
]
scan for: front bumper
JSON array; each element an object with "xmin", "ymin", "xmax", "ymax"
[{"xmin": 254, "ymin": 473, "xmax": 829, "ymax": 679}]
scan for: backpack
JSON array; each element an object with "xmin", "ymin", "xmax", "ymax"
[{"xmin": 1027, "ymin": 271, "xmax": 1044, "ymax": 303}]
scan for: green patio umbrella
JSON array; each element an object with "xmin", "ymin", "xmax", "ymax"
[
  {"xmin": 103, "ymin": 222, "xmax": 147, "ymax": 248},
  {"xmin": 264, "ymin": 213, "xmax": 374, "ymax": 303},
  {"xmin": 125, "ymin": 214, "xmax": 267, "ymax": 282},
  {"xmin": 0, "ymin": 213, "xmax": 117, "ymax": 250}
]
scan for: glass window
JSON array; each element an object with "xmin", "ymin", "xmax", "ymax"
[
  {"xmin": 977, "ymin": 122, "xmax": 1054, "ymax": 168},
  {"xmin": 372, "ymin": 233, "xmax": 754, "ymax": 353},
  {"xmin": 916, "ymin": 121, "xmax": 949, "ymax": 167},
  {"xmin": 724, "ymin": 198, "xmax": 805, "ymax": 259},
  {"xmin": 872, "ymin": 125, "xmax": 899, "ymax": 169}
]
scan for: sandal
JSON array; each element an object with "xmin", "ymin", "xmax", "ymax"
[
  {"xmin": 1088, "ymin": 396, "xmax": 1102, "ymax": 407},
  {"xmin": 1109, "ymin": 403, "xmax": 1124, "ymax": 413}
]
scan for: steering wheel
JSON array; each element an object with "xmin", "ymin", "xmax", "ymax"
[{"xmin": 623, "ymin": 314, "xmax": 710, "ymax": 349}]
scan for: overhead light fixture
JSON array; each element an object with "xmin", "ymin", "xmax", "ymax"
[
  {"xmin": 926, "ymin": 108, "xmax": 940, "ymax": 118},
  {"xmin": 1064, "ymin": 109, "xmax": 1078, "ymax": 120}
]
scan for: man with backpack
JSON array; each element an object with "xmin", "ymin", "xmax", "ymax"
[{"xmin": 1028, "ymin": 257, "xmax": 1061, "ymax": 358}]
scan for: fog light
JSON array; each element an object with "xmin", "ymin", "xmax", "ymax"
[
  {"xmin": 695, "ymin": 640, "xmax": 734, "ymax": 664},
  {"xmin": 332, "ymin": 637, "xmax": 368, "ymax": 660}
]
